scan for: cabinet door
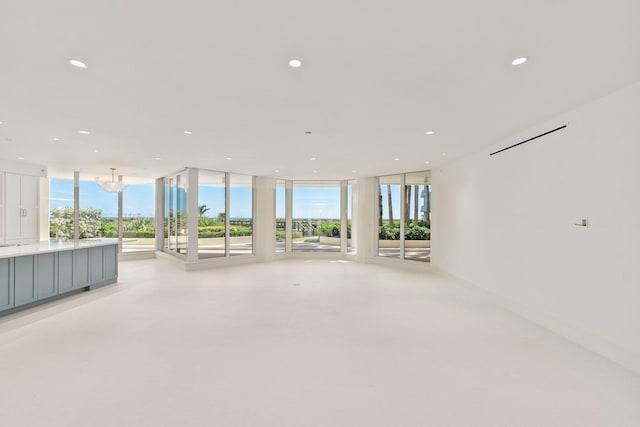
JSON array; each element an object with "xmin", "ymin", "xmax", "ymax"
[
  {"xmin": 0, "ymin": 258, "xmax": 13, "ymax": 312},
  {"xmin": 0, "ymin": 172, "xmax": 4, "ymax": 242},
  {"xmin": 21, "ymin": 175, "xmax": 39, "ymax": 207},
  {"xmin": 14, "ymin": 256, "xmax": 37, "ymax": 307},
  {"xmin": 104, "ymin": 245, "xmax": 118, "ymax": 281},
  {"xmin": 36, "ymin": 253, "xmax": 57, "ymax": 300},
  {"xmin": 4, "ymin": 206, "xmax": 22, "ymax": 242},
  {"xmin": 90, "ymin": 247, "xmax": 104, "ymax": 284},
  {"xmin": 73, "ymin": 249, "xmax": 89, "ymax": 288},
  {"xmin": 58, "ymin": 251, "xmax": 74, "ymax": 293},
  {"xmin": 21, "ymin": 206, "xmax": 39, "ymax": 241},
  {"xmin": 4, "ymin": 173, "xmax": 21, "ymax": 207}
]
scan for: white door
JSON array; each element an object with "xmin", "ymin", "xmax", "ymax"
[
  {"xmin": 5, "ymin": 173, "xmax": 21, "ymax": 207},
  {"xmin": 4, "ymin": 206, "xmax": 22, "ymax": 241},
  {"xmin": 0, "ymin": 172, "xmax": 4, "ymax": 242},
  {"xmin": 21, "ymin": 207, "xmax": 39, "ymax": 241},
  {"xmin": 4, "ymin": 174, "xmax": 22, "ymax": 241},
  {"xmin": 21, "ymin": 175, "xmax": 39, "ymax": 207},
  {"xmin": 20, "ymin": 175, "xmax": 39, "ymax": 241}
]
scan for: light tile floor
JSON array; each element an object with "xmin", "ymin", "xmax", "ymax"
[{"xmin": 1, "ymin": 259, "xmax": 639, "ymax": 427}]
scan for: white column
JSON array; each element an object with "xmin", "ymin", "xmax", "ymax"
[
  {"xmin": 356, "ymin": 176, "xmax": 377, "ymax": 262},
  {"xmin": 73, "ymin": 171, "xmax": 79, "ymax": 242},
  {"xmin": 340, "ymin": 180, "xmax": 347, "ymax": 253},
  {"xmin": 253, "ymin": 176, "xmax": 275, "ymax": 261},
  {"xmin": 117, "ymin": 175, "xmax": 123, "ymax": 253},
  {"xmin": 186, "ymin": 168, "xmax": 199, "ymax": 262},
  {"xmin": 38, "ymin": 177, "xmax": 50, "ymax": 241},
  {"xmin": 399, "ymin": 173, "xmax": 406, "ymax": 260},
  {"xmin": 155, "ymin": 178, "xmax": 164, "ymax": 251},
  {"xmin": 224, "ymin": 172, "xmax": 230, "ymax": 257}
]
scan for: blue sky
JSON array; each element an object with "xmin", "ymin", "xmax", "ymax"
[{"xmin": 50, "ymin": 179, "xmax": 155, "ymax": 218}]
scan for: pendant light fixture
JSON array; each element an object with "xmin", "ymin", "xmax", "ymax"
[{"xmin": 97, "ymin": 168, "xmax": 127, "ymax": 192}]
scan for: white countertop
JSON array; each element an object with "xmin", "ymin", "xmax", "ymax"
[{"xmin": 0, "ymin": 239, "xmax": 119, "ymax": 259}]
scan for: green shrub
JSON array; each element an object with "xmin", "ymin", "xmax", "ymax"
[
  {"xmin": 378, "ymin": 223, "xmax": 400, "ymax": 240},
  {"xmin": 122, "ymin": 231, "xmax": 156, "ymax": 238},
  {"xmin": 319, "ymin": 223, "xmax": 341, "ymax": 237},
  {"xmin": 405, "ymin": 224, "xmax": 430, "ymax": 240}
]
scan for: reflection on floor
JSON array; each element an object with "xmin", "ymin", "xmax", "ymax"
[
  {"xmin": 1, "ymin": 259, "xmax": 638, "ymax": 427},
  {"xmin": 378, "ymin": 247, "xmax": 431, "ymax": 262},
  {"xmin": 292, "ymin": 241, "xmax": 341, "ymax": 252}
]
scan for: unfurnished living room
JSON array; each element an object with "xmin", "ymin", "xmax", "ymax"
[{"xmin": 1, "ymin": 1, "xmax": 639, "ymax": 426}]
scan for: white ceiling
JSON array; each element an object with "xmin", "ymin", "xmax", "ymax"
[{"xmin": 1, "ymin": 0, "xmax": 639, "ymax": 180}]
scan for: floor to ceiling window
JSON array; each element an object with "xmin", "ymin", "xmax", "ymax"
[
  {"xmin": 292, "ymin": 181, "xmax": 341, "ymax": 252},
  {"xmin": 49, "ymin": 176, "xmax": 75, "ymax": 239},
  {"xmin": 275, "ymin": 179, "xmax": 286, "ymax": 254},
  {"xmin": 79, "ymin": 177, "xmax": 118, "ymax": 241},
  {"xmin": 164, "ymin": 171, "xmax": 188, "ymax": 256},
  {"xmin": 347, "ymin": 180, "xmax": 357, "ymax": 254},
  {"xmin": 198, "ymin": 170, "xmax": 226, "ymax": 259},
  {"xmin": 377, "ymin": 171, "xmax": 431, "ymax": 263},
  {"xmin": 404, "ymin": 171, "xmax": 431, "ymax": 262},
  {"xmin": 122, "ymin": 179, "xmax": 155, "ymax": 252},
  {"xmin": 378, "ymin": 175, "xmax": 402, "ymax": 259},
  {"xmin": 229, "ymin": 174, "xmax": 253, "ymax": 256}
]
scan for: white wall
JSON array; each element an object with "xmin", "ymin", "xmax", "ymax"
[{"xmin": 433, "ymin": 81, "xmax": 640, "ymax": 373}]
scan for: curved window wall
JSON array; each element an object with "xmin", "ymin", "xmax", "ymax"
[{"xmin": 160, "ymin": 168, "xmax": 255, "ymax": 261}]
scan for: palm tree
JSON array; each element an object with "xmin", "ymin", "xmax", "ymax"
[{"xmin": 198, "ymin": 205, "xmax": 210, "ymax": 216}]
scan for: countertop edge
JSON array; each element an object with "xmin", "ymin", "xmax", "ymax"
[{"xmin": 0, "ymin": 239, "xmax": 119, "ymax": 259}]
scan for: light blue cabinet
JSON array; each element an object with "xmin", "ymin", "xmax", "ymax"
[
  {"xmin": 36, "ymin": 252, "xmax": 57, "ymax": 300},
  {"xmin": 0, "ymin": 258, "xmax": 13, "ymax": 311},
  {"xmin": 58, "ymin": 250, "xmax": 74, "ymax": 294},
  {"xmin": 73, "ymin": 249, "xmax": 89, "ymax": 289},
  {"xmin": 0, "ymin": 243, "xmax": 118, "ymax": 315},
  {"xmin": 90, "ymin": 245, "xmax": 118, "ymax": 288},
  {"xmin": 14, "ymin": 256, "xmax": 36, "ymax": 307}
]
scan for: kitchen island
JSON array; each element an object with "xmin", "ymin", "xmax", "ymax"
[{"xmin": 1, "ymin": 239, "xmax": 118, "ymax": 316}]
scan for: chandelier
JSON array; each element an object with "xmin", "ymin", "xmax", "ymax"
[{"xmin": 96, "ymin": 168, "xmax": 127, "ymax": 192}]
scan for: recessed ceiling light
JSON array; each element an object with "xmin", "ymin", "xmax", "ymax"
[
  {"xmin": 68, "ymin": 59, "xmax": 88, "ymax": 68},
  {"xmin": 511, "ymin": 56, "xmax": 527, "ymax": 66},
  {"xmin": 352, "ymin": 170, "xmax": 356, "ymax": 173},
  {"xmin": 289, "ymin": 59, "xmax": 303, "ymax": 68},
  {"xmin": 78, "ymin": 130, "xmax": 90, "ymax": 134},
  {"xmin": 425, "ymin": 160, "xmax": 430, "ymax": 164},
  {"xmin": 442, "ymin": 152, "xmax": 446, "ymax": 156},
  {"xmin": 0, "ymin": 121, "xmax": 3, "ymax": 125},
  {"xmin": 94, "ymin": 149, "xmax": 99, "ymax": 153},
  {"xmin": 394, "ymin": 158, "xmax": 400, "ymax": 161},
  {"xmin": 183, "ymin": 130, "xmax": 192, "ymax": 135},
  {"xmin": 313, "ymin": 170, "xmax": 318, "ymax": 173},
  {"xmin": 155, "ymin": 157, "xmax": 161, "ymax": 161},
  {"xmin": 17, "ymin": 157, "xmax": 25, "ymax": 160},
  {"xmin": 425, "ymin": 131, "xmax": 435, "ymax": 135},
  {"xmin": 274, "ymin": 170, "xmax": 279, "ymax": 173},
  {"xmin": 52, "ymin": 138, "xmax": 60, "ymax": 141},
  {"xmin": 310, "ymin": 157, "xmax": 316, "ymax": 161},
  {"xmin": 226, "ymin": 157, "xmax": 232, "ymax": 161}
]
